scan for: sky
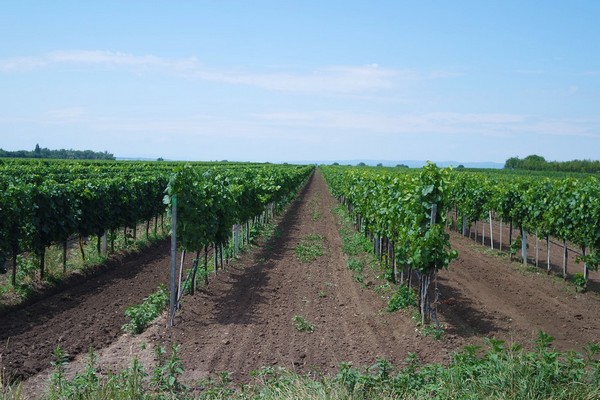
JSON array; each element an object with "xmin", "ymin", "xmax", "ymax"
[{"xmin": 1, "ymin": 1, "xmax": 599, "ymax": 163}]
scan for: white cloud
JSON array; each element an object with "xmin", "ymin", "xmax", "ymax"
[
  {"xmin": 0, "ymin": 50, "xmax": 453, "ymax": 94},
  {"xmin": 252, "ymin": 111, "xmax": 599, "ymax": 138},
  {"xmin": 43, "ymin": 107, "xmax": 87, "ymax": 123},
  {"xmin": 0, "ymin": 56, "xmax": 48, "ymax": 71},
  {"xmin": 193, "ymin": 64, "xmax": 405, "ymax": 93}
]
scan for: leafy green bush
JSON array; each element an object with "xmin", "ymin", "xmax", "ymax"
[
  {"xmin": 572, "ymin": 272, "xmax": 587, "ymax": 292},
  {"xmin": 347, "ymin": 258, "xmax": 363, "ymax": 272},
  {"xmin": 122, "ymin": 284, "xmax": 168, "ymax": 334},
  {"xmin": 387, "ymin": 284, "xmax": 417, "ymax": 312}
]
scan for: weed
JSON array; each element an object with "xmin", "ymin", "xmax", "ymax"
[
  {"xmin": 347, "ymin": 258, "xmax": 363, "ymax": 272},
  {"xmin": 308, "ymin": 197, "xmax": 322, "ymax": 221},
  {"xmin": 122, "ymin": 284, "xmax": 169, "ymax": 334},
  {"xmin": 151, "ymin": 344, "xmax": 186, "ymax": 394},
  {"xmin": 386, "ymin": 284, "xmax": 417, "ymax": 312},
  {"xmin": 572, "ymin": 272, "xmax": 587, "ymax": 292},
  {"xmin": 421, "ymin": 324, "xmax": 444, "ymax": 340},
  {"xmin": 292, "ymin": 315, "xmax": 316, "ymax": 332},
  {"xmin": 37, "ymin": 330, "xmax": 600, "ymax": 399},
  {"xmin": 294, "ymin": 234, "xmax": 325, "ymax": 263},
  {"xmin": 341, "ymin": 231, "xmax": 368, "ymax": 256},
  {"xmin": 375, "ymin": 282, "xmax": 392, "ymax": 294}
]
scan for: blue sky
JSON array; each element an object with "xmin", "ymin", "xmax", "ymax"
[{"xmin": 1, "ymin": 1, "xmax": 599, "ymax": 163}]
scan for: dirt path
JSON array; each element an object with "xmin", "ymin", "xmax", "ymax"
[
  {"xmin": 7, "ymin": 169, "xmax": 600, "ymax": 398},
  {"xmin": 154, "ymin": 171, "xmax": 450, "ymax": 385}
]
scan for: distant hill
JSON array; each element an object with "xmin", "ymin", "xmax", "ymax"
[
  {"xmin": 116, "ymin": 157, "xmax": 161, "ymax": 161},
  {"xmin": 291, "ymin": 159, "xmax": 504, "ymax": 169}
]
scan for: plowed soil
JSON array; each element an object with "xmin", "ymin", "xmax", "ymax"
[
  {"xmin": 0, "ymin": 242, "xmax": 172, "ymax": 381},
  {"xmin": 3, "ymin": 171, "xmax": 599, "ymax": 398}
]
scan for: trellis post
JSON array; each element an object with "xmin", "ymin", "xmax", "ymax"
[{"xmin": 168, "ymin": 195, "xmax": 177, "ymax": 327}]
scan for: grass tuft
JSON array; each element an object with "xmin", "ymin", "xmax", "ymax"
[
  {"xmin": 294, "ymin": 234, "xmax": 325, "ymax": 263},
  {"xmin": 292, "ymin": 315, "xmax": 316, "ymax": 332}
]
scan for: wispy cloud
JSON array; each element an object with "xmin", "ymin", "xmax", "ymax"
[
  {"xmin": 0, "ymin": 50, "xmax": 454, "ymax": 94},
  {"xmin": 192, "ymin": 64, "xmax": 406, "ymax": 93},
  {"xmin": 0, "ymin": 50, "xmax": 197, "ymax": 72},
  {"xmin": 43, "ymin": 106, "xmax": 87, "ymax": 123},
  {"xmin": 253, "ymin": 111, "xmax": 599, "ymax": 138},
  {"xmin": 0, "ymin": 56, "xmax": 48, "ymax": 71}
]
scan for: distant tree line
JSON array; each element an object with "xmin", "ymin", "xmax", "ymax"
[
  {"xmin": 0, "ymin": 144, "xmax": 115, "ymax": 160},
  {"xmin": 505, "ymin": 154, "xmax": 599, "ymax": 173}
]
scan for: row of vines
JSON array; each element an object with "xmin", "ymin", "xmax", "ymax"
[
  {"xmin": 450, "ymin": 171, "xmax": 600, "ymax": 286},
  {"xmin": 322, "ymin": 163, "xmax": 599, "ymax": 324},
  {"xmin": 163, "ymin": 164, "xmax": 314, "ymax": 324},
  {"xmin": 321, "ymin": 163, "xmax": 457, "ymax": 325},
  {"xmin": 0, "ymin": 159, "xmax": 312, "ymax": 294},
  {"xmin": 0, "ymin": 167, "xmax": 168, "ymax": 286}
]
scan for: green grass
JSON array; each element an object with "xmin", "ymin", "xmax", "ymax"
[
  {"xmin": 294, "ymin": 234, "xmax": 325, "ymax": 263},
  {"xmin": 347, "ymin": 258, "xmax": 363, "ymax": 272},
  {"xmin": 308, "ymin": 197, "xmax": 322, "ymax": 221},
  {"xmin": 122, "ymin": 285, "xmax": 169, "ymax": 335},
  {"xmin": 292, "ymin": 315, "xmax": 316, "ymax": 332},
  {"xmin": 7, "ymin": 332, "xmax": 598, "ymax": 400},
  {"xmin": 386, "ymin": 284, "xmax": 417, "ymax": 312}
]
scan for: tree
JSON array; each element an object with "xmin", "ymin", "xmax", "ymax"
[{"xmin": 504, "ymin": 157, "xmax": 520, "ymax": 169}]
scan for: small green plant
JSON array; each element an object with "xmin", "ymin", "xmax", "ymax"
[
  {"xmin": 122, "ymin": 284, "xmax": 169, "ymax": 334},
  {"xmin": 387, "ymin": 284, "xmax": 417, "ymax": 312},
  {"xmin": 347, "ymin": 258, "xmax": 363, "ymax": 272},
  {"xmin": 67, "ymin": 348, "xmax": 100, "ymax": 397},
  {"xmin": 318, "ymin": 290, "xmax": 327, "ymax": 298},
  {"xmin": 294, "ymin": 234, "xmax": 325, "ymax": 263},
  {"xmin": 48, "ymin": 346, "xmax": 70, "ymax": 397},
  {"xmin": 571, "ymin": 272, "xmax": 587, "ymax": 292},
  {"xmin": 151, "ymin": 344, "xmax": 186, "ymax": 394},
  {"xmin": 40, "ymin": 327, "xmax": 600, "ymax": 400},
  {"xmin": 341, "ymin": 231, "xmax": 369, "ymax": 256},
  {"xmin": 375, "ymin": 282, "xmax": 391, "ymax": 294},
  {"xmin": 352, "ymin": 273, "xmax": 364, "ymax": 285},
  {"xmin": 421, "ymin": 324, "xmax": 444, "ymax": 340},
  {"xmin": 311, "ymin": 211, "xmax": 321, "ymax": 221},
  {"xmin": 292, "ymin": 315, "xmax": 315, "ymax": 332}
]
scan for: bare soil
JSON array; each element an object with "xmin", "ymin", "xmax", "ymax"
[
  {"xmin": 438, "ymin": 233, "xmax": 600, "ymax": 352},
  {"xmin": 3, "ymin": 171, "xmax": 599, "ymax": 398},
  {"xmin": 1, "ymin": 242, "xmax": 172, "ymax": 380},
  {"xmin": 152, "ymin": 172, "xmax": 453, "ymax": 387}
]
